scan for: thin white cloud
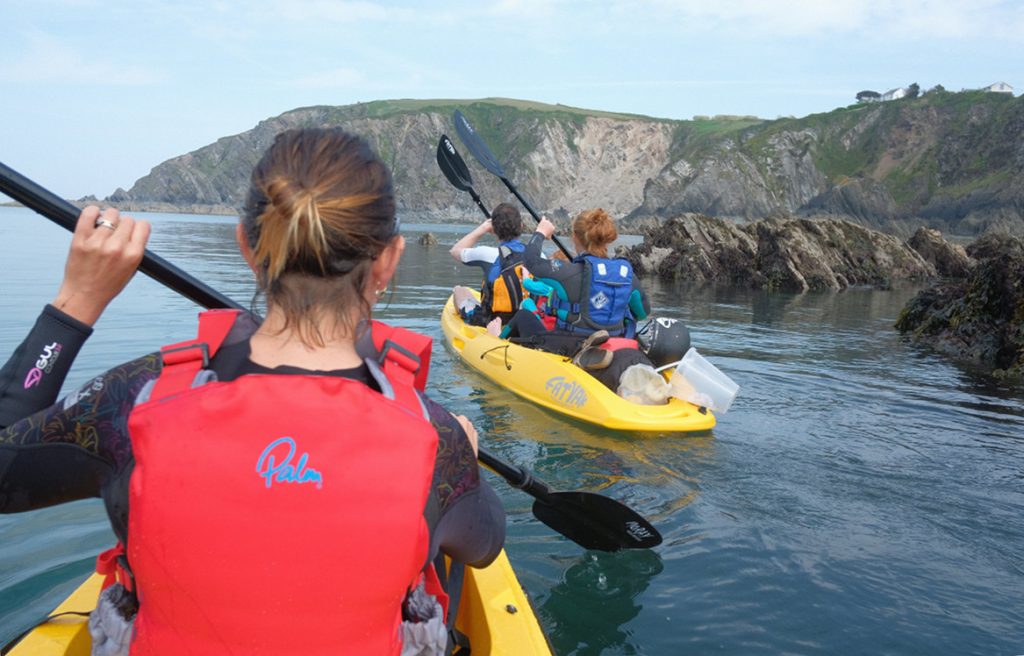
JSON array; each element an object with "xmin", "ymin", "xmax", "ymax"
[{"xmin": 0, "ymin": 31, "xmax": 159, "ymax": 85}]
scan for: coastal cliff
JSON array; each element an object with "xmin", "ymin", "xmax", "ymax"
[{"xmin": 105, "ymin": 94, "xmax": 1022, "ymax": 237}]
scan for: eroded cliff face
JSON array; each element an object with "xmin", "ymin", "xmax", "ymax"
[
  {"xmin": 114, "ymin": 95, "xmax": 1023, "ymax": 236},
  {"xmin": 118, "ymin": 103, "xmax": 673, "ymax": 223}
]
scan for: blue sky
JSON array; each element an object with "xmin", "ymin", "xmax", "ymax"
[{"xmin": 2, "ymin": 0, "xmax": 1022, "ymax": 200}]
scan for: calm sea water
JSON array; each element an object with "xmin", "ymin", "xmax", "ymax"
[{"xmin": 1, "ymin": 206, "xmax": 1022, "ymax": 655}]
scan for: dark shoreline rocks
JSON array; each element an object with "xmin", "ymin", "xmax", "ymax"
[
  {"xmin": 618, "ymin": 213, "xmax": 961, "ymax": 292},
  {"xmin": 896, "ymin": 234, "xmax": 1024, "ymax": 382}
]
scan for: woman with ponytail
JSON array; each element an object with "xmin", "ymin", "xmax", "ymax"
[
  {"xmin": 497, "ymin": 208, "xmax": 653, "ymax": 388},
  {"xmin": 0, "ymin": 128, "xmax": 505, "ymax": 655}
]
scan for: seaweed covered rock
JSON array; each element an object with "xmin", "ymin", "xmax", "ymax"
[
  {"xmin": 906, "ymin": 227, "xmax": 973, "ymax": 278},
  {"xmin": 620, "ymin": 214, "xmax": 937, "ymax": 292},
  {"xmin": 620, "ymin": 214, "xmax": 758, "ymax": 286},
  {"xmin": 895, "ymin": 234, "xmax": 1024, "ymax": 381}
]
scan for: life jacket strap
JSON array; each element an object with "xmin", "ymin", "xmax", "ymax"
[
  {"xmin": 151, "ymin": 309, "xmax": 241, "ymax": 400},
  {"xmin": 96, "ymin": 542, "xmax": 135, "ymax": 593},
  {"xmin": 600, "ymin": 337, "xmax": 640, "ymax": 352},
  {"xmin": 369, "ymin": 320, "xmax": 432, "ymax": 392}
]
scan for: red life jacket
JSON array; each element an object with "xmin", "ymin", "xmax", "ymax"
[{"xmin": 123, "ymin": 309, "xmax": 439, "ymax": 655}]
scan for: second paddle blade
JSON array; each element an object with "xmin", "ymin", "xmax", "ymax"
[{"xmin": 532, "ymin": 491, "xmax": 662, "ymax": 552}]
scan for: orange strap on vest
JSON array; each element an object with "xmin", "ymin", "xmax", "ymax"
[{"xmin": 95, "ymin": 543, "xmax": 133, "ymax": 592}]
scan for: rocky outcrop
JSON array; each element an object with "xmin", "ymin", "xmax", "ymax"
[
  {"xmin": 905, "ymin": 227, "xmax": 973, "ymax": 278},
  {"xmin": 895, "ymin": 234, "xmax": 1024, "ymax": 381},
  {"xmin": 106, "ymin": 94, "xmax": 1023, "ymax": 236},
  {"xmin": 621, "ymin": 214, "xmax": 938, "ymax": 292}
]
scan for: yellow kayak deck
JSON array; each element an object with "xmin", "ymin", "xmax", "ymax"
[
  {"xmin": 441, "ymin": 294, "xmax": 716, "ymax": 432},
  {"xmin": 6, "ymin": 549, "xmax": 550, "ymax": 655}
]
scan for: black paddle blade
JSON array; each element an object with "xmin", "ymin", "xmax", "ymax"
[
  {"xmin": 436, "ymin": 135, "xmax": 474, "ymax": 192},
  {"xmin": 532, "ymin": 491, "xmax": 662, "ymax": 552},
  {"xmin": 453, "ymin": 110, "xmax": 507, "ymax": 179}
]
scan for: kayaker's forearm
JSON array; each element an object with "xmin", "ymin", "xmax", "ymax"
[
  {"xmin": 0, "ymin": 442, "xmax": 110, "ymax": 512},
  {"xmin": 0, "ymin": 305, "xmax": 93, "ymax": 428},
  {"xmin": 449, "ymin": 221, "xmax": 492, "ymax": 262},
  {"xmin": 523, "ymin": 233, "xmax": 557, "ymax": 279},
  {"xmin": 434, "ymin": 481, "xmax": 506, "ymax": 568}
]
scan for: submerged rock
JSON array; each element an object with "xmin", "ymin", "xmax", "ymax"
[
  {"xmin": 895, "ymin": 234, "xmax": 1024, "ymax": 381},
  {"xmin": 620, "ymin": 214, "xmax": 939, "ymax": 292}
]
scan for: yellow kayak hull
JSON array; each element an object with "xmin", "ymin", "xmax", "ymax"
[
  {"xmin": 441, "ymin": 294, "xmax": 716, "ymax": 432},
  {"xmin": 6, "ymin": 549, "xmax": 551, "ymax": 655}
]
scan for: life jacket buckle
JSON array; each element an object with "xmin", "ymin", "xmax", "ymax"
[
  {"xmin": 378, "ymin": 339, "xmax": 421, "ymax": 376},
  {"xmin": 160, "ymin": 341, "xmax": 210, "ymax": 369}
]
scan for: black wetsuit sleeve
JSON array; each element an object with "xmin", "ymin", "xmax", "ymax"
[
  {"xmin": 523, "ymin": 232, "xmax": 585, "ymax": 297},
  {"xmin": 523, "ymin": 233, "xmax": 563, "ymax": 280},
  {"xmin": 422, "ymin": 396, "xmax": 505, "ymax": 568},
  {"xmin": 0, "ymin": 305, "xmax": 93, "ymax": 428},
  {"xmin": 0, "ymin": 353, "xmax": 159, "ymax": 513}
]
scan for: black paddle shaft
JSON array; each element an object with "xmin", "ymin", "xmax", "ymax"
[
  {"xmin": 2, "ymin": 160, "xmax": 661, "ymax": 552},
  {"xmin": 451, "ymin": 110, "xmax": 574, "ymax": 259},
  {"xmin": 0, "ymin": 161, "xmax": 242, "ymax": 312}
]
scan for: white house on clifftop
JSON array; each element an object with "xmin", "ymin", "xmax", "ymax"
[
  {"xmin": 881, "ymin": 87, "xmax": 908, "ymax": 101},
  {"xmin": 984, "ymin": 82, "xmax": 1014, "ymax": 94}
]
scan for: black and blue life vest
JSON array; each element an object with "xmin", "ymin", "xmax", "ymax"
[{"xmin": 548, "ymin": 254, "xmax": 636, "ymax": 337}]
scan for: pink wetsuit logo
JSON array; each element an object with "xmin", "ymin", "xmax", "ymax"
[{"xmin": 24, "ymin": 342, "xmax": 63, "ymax": 389}]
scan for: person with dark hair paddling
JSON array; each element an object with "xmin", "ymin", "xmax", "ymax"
[
  {"xmin": 449, "ymin": 202, "xmax": 528, "ymax": 326},
  {"xmin": 499, "ymin": 208, "xmax": 654, "ymax": 391},
  {"xmin": 0, "ymin": 127, "xmax": 505, "ymax": 655}
]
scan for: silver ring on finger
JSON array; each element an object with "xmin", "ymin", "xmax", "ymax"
[{"xmin": 94, "ymin": 218, "xmax": 118, "ymax": 231}]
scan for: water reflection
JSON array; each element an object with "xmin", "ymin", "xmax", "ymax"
[{"xmin": 539, "ymin": 550, "xmax": 664, "ymax": 656}]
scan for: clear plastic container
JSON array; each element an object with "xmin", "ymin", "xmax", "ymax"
[{"xmin": 667, "ymin": 347, "xmax": 739, "ymax": 413}]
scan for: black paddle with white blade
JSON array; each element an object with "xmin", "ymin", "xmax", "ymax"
[
  {"xmin": 436, "ymin": 135, "xmax": 491, "ymax": 219},
  {"xmin": 452, "ymin": 109, "xmax": 574, "ymax": 259},
  {"xmin": 0, "ymin": 161, "xmax": 662, "ymax": 552}
]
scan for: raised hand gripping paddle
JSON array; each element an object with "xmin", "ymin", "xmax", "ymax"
[
  {"xmin": 436, "ymin": 135, "xmax": 491, "ymax": 219},
  {"xmin": 452, "ymin": 110, "xmax": 574, "ymax": 259},
  {"xmin": 0, "ymin": 160, "xmax": 662, "ymax": 552},
  {"xmin": 0, "ymin": 161, "xmax": 240, "ymax": 311}
]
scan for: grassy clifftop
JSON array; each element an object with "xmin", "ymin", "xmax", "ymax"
[{"xmin": 121, "ymin": 93, "xmax": 1023, "ymax": 235}]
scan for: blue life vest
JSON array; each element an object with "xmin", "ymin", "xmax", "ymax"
[{"xmin": 550, "ymin": 254, "xmax": 636, "ymax": 336}]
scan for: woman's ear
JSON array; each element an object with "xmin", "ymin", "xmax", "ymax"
[
  {"xmin": 370, "ymin": 236, "xmax": 405, "ymax": 291},
  {"xmin": 236, "ymin": 223, "xmax": 258, "ymax": 274}
]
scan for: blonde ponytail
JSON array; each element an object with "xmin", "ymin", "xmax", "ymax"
[{"xmin": 241, "ymin": 128, "xmax": 398, "ymax": 346}]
